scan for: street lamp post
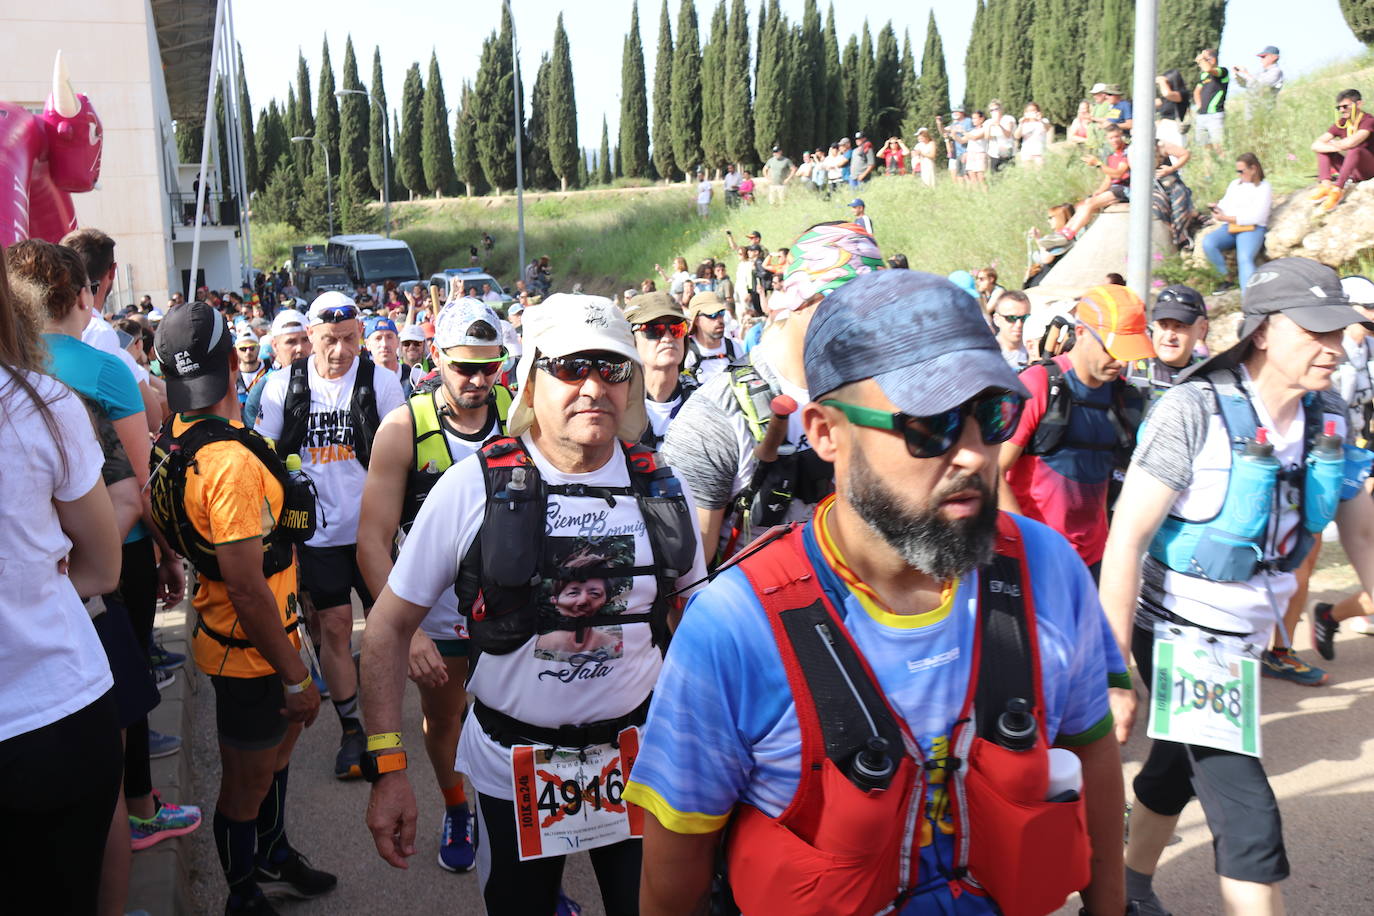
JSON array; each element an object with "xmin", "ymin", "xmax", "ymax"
[
  {"xmin": 290, "ymin": 135, "xmax": 334, "ymax": 237},
  {"xmin": 336, "ymin": 88, "xmax": 392, "ymax": 238},
  {"xmin": 504, "ymin": 0, "xmax": 527, "ymax": 278}
]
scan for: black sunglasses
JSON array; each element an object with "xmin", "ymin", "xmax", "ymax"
[
  {"xmin": 698, "ymin": 309, "xmax": 727, "ymax": 320},
  {"xmin": 633, "ymin": 320, "xmax": 689, "ymax": 340},
  {"xmin": 535, "ymin": 355, "xmax": 634, "ymax": 385},
  {"xmin": 822, "ymin": 391, "xmax": 1024, "ymax": 459},
  {"xmin": 996, "ymin": 313, "xmax": 1030, "ymax": 323},
  {"xmin": 314, "ymin": 305, "xmax": 358, "ymax": 323}
]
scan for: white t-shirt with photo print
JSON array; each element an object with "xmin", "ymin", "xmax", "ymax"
[
  {"xmin": 388, "ymin": 432, "xmax": 707, "ymax": 798},
  {"xmin": 256, "ymin": 356, "xmax": 405, "ymax": 547}
]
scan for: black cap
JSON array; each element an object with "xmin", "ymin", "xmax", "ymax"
[
  {"xmin": 747, "ymin": 230, "xmax": 761, "ymax": 239},
  {"xmin": 154, "ymin": 301, "xmax": 232, "ymax": 413},
  {"xmin": 1152, "ymin": 285, "xmax": 1207, "ymax": 325},
  {"xmin": 1181, "ymin": 258, "xmax": 1369, "ymax": 380}
]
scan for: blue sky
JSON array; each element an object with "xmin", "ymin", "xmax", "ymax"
[{"xmin": 235, "ymin": 0, "xmax": 1363, "ymax": 148}]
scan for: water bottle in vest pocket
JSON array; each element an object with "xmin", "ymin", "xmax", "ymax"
[{"xmin": 1304, "ymin": 420, "xmax": 1345, "ymax": 531}]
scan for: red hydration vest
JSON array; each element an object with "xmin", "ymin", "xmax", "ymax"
[{"xmin": 723, "ymin": 514, "xmax": 1092, "ymax": 916}]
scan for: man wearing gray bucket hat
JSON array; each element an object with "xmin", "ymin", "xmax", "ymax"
[
  {"xmin": 628, "ymin": 270, "xmax": 1126, "ymax": 916},
  {"xmin": 361, "ymin": 294, "xmax": 706, "ymax": 911},
  {"xmin": 1100, "ymin": 258, "xmax": 1374, "ymax": 916}
]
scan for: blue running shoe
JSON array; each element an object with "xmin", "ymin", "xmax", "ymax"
[
  {"xmin": 556, "ymin": 888, "xmax": 583, "ymax": 916},
  {"xmin": 1261, "ymin": 648, "xmax": 1328, "ymax": 686},
  {"xmin": 148, "ymin": 728, "xmax": 182, "ymax": 759},
  {"xmin": 148, "ymin": 639, "xmax": 186, "ymax": 672},
  {"xmin": 437, "ymin": 805, "xmax": 476, "ymax": 872},
  {"xmin": 130, "ymin": 798, "xmax": 202, "ymax": 850}
]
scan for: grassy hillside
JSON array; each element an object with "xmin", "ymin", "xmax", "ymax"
[{"xmin": 252, "ymin": 51, "xmax": 1374, "ymax": 295}]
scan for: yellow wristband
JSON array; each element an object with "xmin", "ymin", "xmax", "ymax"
[
  {"xmin": 367, "ymin": 732, "xmax": 404, "ymax": 752},
  {"xmin": 284, "ymin": 674, "xmax": 313, "ymax": 695}
]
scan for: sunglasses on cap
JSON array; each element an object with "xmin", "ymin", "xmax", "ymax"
[
  {"xmin": 315, "ymin": 304, "xmax": 358, "ymax": 323},
  {"xmin": 821, "ymin": 391, "xmax": 1024, "ymax": 459},
  {"xmin": 633, "ymin": 320, "xmax": 689, "ymax": 340},
  {"xmin": 440, "ymin": 350, "xmax": 507, "ymax": 376},
  {"xmin": 535, "ymin": 355, "xmax": 635, "ymax": 385}
]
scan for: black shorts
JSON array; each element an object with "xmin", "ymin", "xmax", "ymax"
[
  {"xmin": 1109, "ymin": 184, "xmax": 1131, "ymax": 202},
  {"xmin": 91, "ymin": 597, "xmax": 161, "ymax": 729},
  {"xmin": 210, "ymin": 674, "xmax": 289, "ymax": 751},
  {"xmin": 1130, "ymin": 625, "xmax": 1289, "ymax": 883},
  {"xmin": 299, "ymin": 544, "xmax": 374, "ymax": 611}
]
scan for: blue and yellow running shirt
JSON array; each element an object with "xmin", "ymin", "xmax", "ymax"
[{"xmin": 625, "ymin": 506, "xmax": 1113, "ymax": 913}]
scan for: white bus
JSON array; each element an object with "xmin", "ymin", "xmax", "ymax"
[{"xmin": 326, "ymin": 234, "xmax": 420, "ymax": 287}]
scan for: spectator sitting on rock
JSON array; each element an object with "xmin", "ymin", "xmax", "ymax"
[
  {"xmin": 1025, "ymin": 202, "xmax": 1077, "ymax": 287},
  {"xmin": 1203, "ymin": 152, "xmax": 1272, "ymax": 293},
  {"xmin": 1061, "ymin": 124, "xmax": 1131, "ymax": 240},
  {"xmin": 1310, "ymin": 88, "xmax": 1374, "ymax": 212},
  {"xmin": 1151, "ymin": 137, "xmax": 1199, "ymax": 250}
]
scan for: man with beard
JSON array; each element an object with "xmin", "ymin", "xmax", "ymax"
[
  {"xmin": 627, "ymin": 270, "xmax": 1125, "ymax": 916},
  {"xmin": 682, "ymin": 291, "xmax": 742, "ymax": 385},
  {"xmin": 356, "ymin": 299, "xmax": 511, "ymax": 873}
]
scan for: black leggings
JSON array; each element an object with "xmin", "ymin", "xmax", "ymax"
[
  {"xmin": 474, "ymin": 792, "xmax": 642, "ymax": 916},
  {"xmin": 0, "ymin": 692, "xmax": 122, "ymax": 912},
  {"xmin": 120, "ymin": 536, "xmax": 159, "ymax": 799}
]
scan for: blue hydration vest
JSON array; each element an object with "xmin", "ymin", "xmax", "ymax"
[{"xmin": 1147, "ymin": 370, "xmax": 1344, "ymax": 582}]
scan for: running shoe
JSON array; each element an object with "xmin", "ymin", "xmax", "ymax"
[
  {"xmin": 1129, "ymin": 891, "xmax": 1174, "ymax": 916},
  {"xmin": 254, "ymin": 847, "xmax": 337, "ymax": 900},
  {"xmin": 1260, "ymin": 648, "xmax": 1328, "ymax": 686},
  {"xmin": 1311, "ymin": 602, "xmax": 1340, "ymax": 661},
  {"xmin": 148, "ymin": 728, "xmax": 182, "ymax": 759},
  {"xmin": 334, "ymin": 725, "xmax": 365, "ymax": 780},
  {"xmin": 130, "ymin": 798, "xmax": 203, "ymax": 850},
  {"xmin": 155, "ymin": 667, "xmax": 176, "ymax": 691},
  {"xmin": 555, "ymin": 889, "xmax": 583, "ymax": 916},
  {"xmin": 1351, "ymin": 615, "xmax": 1374, "ymax": 635},
  {"xmin": 149, "ymin": 640, "xmax": 186, "ymax": 672},
  {"xmin": 437, "ymin": 805, "xmax": 476, "ymax": 872}
]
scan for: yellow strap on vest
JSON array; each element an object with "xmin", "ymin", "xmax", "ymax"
[{"xmin": 411, "ymin": 385, "xmax": 514, "ymax": 473}]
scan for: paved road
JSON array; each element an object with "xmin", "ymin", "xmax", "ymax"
[{"xmin": 184, "ymin": 550, "xmax": 1374, "ymax": 915}]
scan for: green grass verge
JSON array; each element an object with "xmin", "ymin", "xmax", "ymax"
[{"xmin": 252, "ymin": 51, "xmax": 1374, "ymax": 296}]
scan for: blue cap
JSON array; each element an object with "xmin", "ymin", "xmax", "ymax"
[
  {"xmin": 364, "ymin": 316, "xmax": 398, "ymax": 338},
  {"xmin": 804, "ymin": 270, "xmax": 1029, "ymax": 415},
  {"xmin": 1258, "ymin": 45, "xmax": 1279, "ymax": 56},
  {"xmin": 946, "ymin": 269, "xmax": 978, "ymax": 299},
  {"xmin": 848, "ymin": 198, "xmax": 865, "ymax": 208}
]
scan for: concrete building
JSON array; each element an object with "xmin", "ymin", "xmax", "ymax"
[{"xmin": 2, "ymin": 0, "xmax": 250, "ymax": 309}]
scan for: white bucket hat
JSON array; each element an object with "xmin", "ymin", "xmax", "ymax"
[{"xmin": 508, "ymin": 294, "xmax": 646, "ymax": 440}]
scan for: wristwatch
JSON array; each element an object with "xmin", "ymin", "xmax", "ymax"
[{"xmin": 360, "ymin": 749, "xmax": 408, "ymax": 783}]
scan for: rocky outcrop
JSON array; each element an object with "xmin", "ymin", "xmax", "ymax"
[{"xmin": 1264, "ymin": 179, "xmax": 1374, "ymax": 266}]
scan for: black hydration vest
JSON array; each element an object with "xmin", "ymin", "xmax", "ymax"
[
  {"xmin": 1024, "ymin": 359, "xmax": 1144, "ymax": 462},
  {"xmin": 148, "ymin": 417, "xmax": 316, "ymax": 582},
  {"xmin": 275, "ymin": 356, "xmax": 382, "ymax": 469},
  {"xmin": 453, "ymin": 437, "xmax": 698, "ymax": 658}
]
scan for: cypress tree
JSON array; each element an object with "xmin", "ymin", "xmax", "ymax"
[
  {"xmin": 857, "ymin": 21, "xmax": 878, "ymax": 135},
  {"xmin": 293, "ymin": 54, "xmax": 314, "ymax": 177},
  {"xmin": 421, "ymin": 52, "xmax": 458, "ymax": 197},
  {"xmin": 874, "ymin": 23, "xmax": 902, "ymax": 139},
  {"xmin": 724, "ymin": 0, "xmax": 754, "ymax": 166},
  {"xmin": 753, "ymin": 1, "xmax": 787, "ymax": 163},
  {"xmin": 899, "ymin": 29, "xmax": 920, "ymax": 136},
  {"xmin": 798, "ymin": 0, "xmax": 823, "ymax": 153},
  {"xmin": 548, "ymin": 14, "xmax": 580, "ymax": 191},
  {"xmin": 473, "ymin": 6, "xmax": 523, "ymax": 195},
  {"xmin": 213, "ymin": 81, "xmax": 231, "ymax": 194},
  {"xmin": 397, "ymin": 62, "xmax": 427, "ymax": 197},
  {"xmin": 619, "ymin": 2, "xmax": 651, "ymax": 178},
  {"xmin": 1343, "ymin": 0, "xmax": 1374, "ymax": 44},
  {"xmin": 754, "ymin": 1, "xmax": 767, "ymax": 93},
  {"xmin": 525, "ymin": 54, "xmax": 556, "ymax": 191},
  {"xmin": 316, "ymin": 37, "xmax": 340, "ymax": 179},
  {"xmin": 614, "ymin": 145, "xmax": 622, "ymax": 178},
  {"xmin": 964, "ymin": 0, "xmax": 987, "ymax": 112},
  {"xmin": 256, "ymin": 101, "xmax": 287, "ymax": 184},
  {"xmin": 1156, "ymin": 1, "xmax": 1226, "ymax": 76},
  {"xmin": 671, "ymin": 0, "xmax": 703, "ymax": 175},
  {"xmin": 841, "ymin": 35, "xmax": 860, "ymax": 134},
  {"xmin": 700, "ymin": 2, "xmax": 727, "ymax": 170},
  {"xmin": 176, "ymin": 121, "xmax": 203, "ymax": 168},
  {"xmin": 917, "ymin": 11, "xmax": 951, "ymax": 131},
  {"xmin": 822, "ymin": 5, "xmax": 845, "ymax": 143},
  {"xmin": 599, "ymin": 117, "xmax": 613, "ymax": 184},
  {"xmin": 453, "ymin": 81, "xmax": 483, "ymax": 197},
  {"xmin": 368, "ymin": 48, "xmax": 391, "ymax": 202},
  {"xmin": 234, "ymin": 45, "xmax": 259, "ymax": 192},
  {"xmin": 652, "ymin": 0, "xmax": 676, "ymax": 180},
  {"xmin": 283, "ymin": 87, "xmax": 297, "ymax": 178},
  {"xmin": 339, "ymin": 36, "xmax": 373, "ymax": 206},
  {"xmin": 1086, "ymin": 0, "xmax": 1133, "ymax": 92},
  {"xmin": 1031, "ymin": 0, "xmax": 1087, "ymax": 126},
  {"xmin": 997, "ymin": 0, "xmax": 1035, "ymax": 111}
]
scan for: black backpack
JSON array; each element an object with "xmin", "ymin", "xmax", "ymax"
[{"xmin": 275, "ymin": 356, "xmax": 382, "ymax": 468}]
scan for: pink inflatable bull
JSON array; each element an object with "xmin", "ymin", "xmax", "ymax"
[{"xmin": 0, "ymin": 52, "xmax": 103, "ymax": 246}]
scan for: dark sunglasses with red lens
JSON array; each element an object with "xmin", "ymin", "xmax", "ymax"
[{"xmin": 632, "ymin": 320, "xmax": 689, "ymax": 340}]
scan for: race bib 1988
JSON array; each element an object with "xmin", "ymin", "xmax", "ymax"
[
  {"xmin": 1147, "ymin": 622, "xmax": 1261, "ymax": 757},
  {"xmin": 510, "ymin": 726, "xmax": 643, "ymax": 860}
]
